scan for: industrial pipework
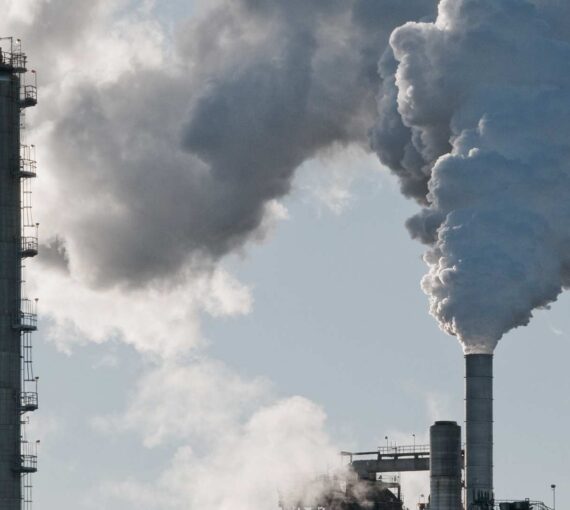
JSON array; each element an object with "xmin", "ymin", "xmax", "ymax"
[{"xmin": 465, "ymin": 354, "xmax": 494, "ymax": 509}]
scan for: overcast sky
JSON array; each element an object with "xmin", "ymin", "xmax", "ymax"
[{"xmin": 0, "ymin": 0, "xmax": 568, "ymax": 509}]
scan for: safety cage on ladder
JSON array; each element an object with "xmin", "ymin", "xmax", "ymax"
[{"xmin": 13, "ymin": 298, "xmax": 38, "ymax": 332}]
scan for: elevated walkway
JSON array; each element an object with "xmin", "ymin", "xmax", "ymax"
[{"xmin": 342, "ymin": 444, "xmax": 434, "ymax": 477}]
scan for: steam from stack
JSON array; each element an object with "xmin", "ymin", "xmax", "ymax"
[
  {"xmin": 33, "ymin": 0, "xmax": 570, "ymax": 356},
  {"xmin": 373, "ymin": 0, "xmax": 570, "ymax": 355},
  {"xmin": 375, "ymin": 2, "xmax": 570, "ymax": 507}
]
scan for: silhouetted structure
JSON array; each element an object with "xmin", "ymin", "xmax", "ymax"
[{"xmin": 0, "ymin": 37, "xmax": 39, "ymax": 510}]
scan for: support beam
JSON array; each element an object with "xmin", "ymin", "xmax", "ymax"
[{"xmin": 352, "ymin": 457, "xmax": 430, "ymax": 476}]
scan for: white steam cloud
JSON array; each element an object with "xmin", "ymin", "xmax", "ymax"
[
  {"xmin": 373, "ymin": 0, "xmax": 570, "ymax": 353},
  {"xmin": 15, "ymin": 0, "xmax": 436, "ymax": 290},
  {"xmin": 91, "ymin": 362, "xmax": 340, "ymax": 510}
]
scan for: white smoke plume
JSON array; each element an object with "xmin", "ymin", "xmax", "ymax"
[
  {"xmin": 90, "ymin": 362, "xmax": 341, "ymax": 510},
  {"xmin": 4, "ymin": 0, "xmax": 437, "ymax": 290},
  {"xmin": 373, "ymin": 0, "xmax": 570, "ymax": 353}
]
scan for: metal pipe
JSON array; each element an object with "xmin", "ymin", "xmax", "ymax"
[
  {"xmin": 465, "ymin": 354, "xmax": 494, "ymax": 509},
  {"xmin": 430, "ymin": 421, "xmax": 462, "ymax": 510}
]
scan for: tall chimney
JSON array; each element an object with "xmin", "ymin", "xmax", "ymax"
[{"xmin": 465, "ymin": 354, "xmax": 493, "ymax": 509}]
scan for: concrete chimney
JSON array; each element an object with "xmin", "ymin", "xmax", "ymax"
[{"xmin": 465, "ymin": 354, "xmax": 494, "ymax": 509}]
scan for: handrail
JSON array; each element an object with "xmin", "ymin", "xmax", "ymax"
[
  {"xmin": 495, "ymin": 500, "xmax": 553, "ymax": 510},
  {"xmin": 377, "ymin": 444, "xmax": 430, "ymax": 456},
  {"xmin": 20, "ymin": 392, "xmax": 38, "ymax": 412},
  {"xmin": 0, "ymin": 36, "xmax": 27, "ymax": 71},
  {"xmin": 341, "ymin": 444, "xmax": 431, "ymax": 464},
  {"xmin": 21, "ymin": 236, "xmax": 38, "ymax": 254},
  {"xmin": 14, "ymin": 299, "xmax": 38, "ymax": 330},
  {"xmin": 0, "ymin": 50, "xmax": 26, "ymax": 71},
  {"xmin": 20, "ymin": 144, "xmax": 37, "ymax": 177},
  {"xmin": 21, "ymin": 85, "xmax": 37, "ymax": 104},
  {"xmin": 19, "ymin": 454, "xmax": 37, "ymax": 471},
  {"xmin": 17, "ymin": 439, "xmax": 38, "ymax": 472}
]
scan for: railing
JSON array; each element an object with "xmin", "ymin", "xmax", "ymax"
[
  {"xmin": 21, "ymin": 85, "xmax": 37, "ymax": 107},
  {"xmin": 16, "ymin": 440, "xmax": 38, "ymax": 473},
  {"xmin": 18, "ymin": 455, "xmax": 37, "ymax": 473},
  {"xmin": 21, "ymin": 235, "xmax": 38, "ymax": 257},
  {"xmin": 377, "ymin": 444, "xmax": 430, "ymax": 456},
  {"xmin": 0, "ymin": 50, "xmax": 26, "ymax": 71},
  {"xmin": 341, "ymin": 444, "xmax": 431, "ymax": 464},
  {"xmin": 20, "ymin": 155, "xmax": 37, "ymax": 178},
  {"xmin": 0, "ymin": 37, "xmax": 26, "ymax": 72},
  {"xmin": 13, "ymin": 299, "xmax": 38, "ymax": 331},
  {"xmin": 20, "ymin": 144, "xmax": 37, "ymax": 177},
  {"xmin": 495, "ymin": 501, "xmax": 553, "ymax": 510},
  {"xmin": 377, "ymin": 474, "xmax": 400, "ymax": 484},
  {"xmin": 20, "ymin": 392, "xmax": 38, "ymax": 412}
]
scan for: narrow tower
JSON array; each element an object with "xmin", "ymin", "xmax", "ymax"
[
  {"xmin": 465, "ymin": 354, "xmax": 493, "ymax": 510},
  {"xmin": 0, "ymin": 38, "xmax": 39, "ymax": 510},
  {"xmin": 430, "ymin": 421, "xmax": 462, "ymax": 510}
]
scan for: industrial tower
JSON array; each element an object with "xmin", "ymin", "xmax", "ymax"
[{"xmin": 0, "ymin": 38, "xmax": 39, "ymax": 510}]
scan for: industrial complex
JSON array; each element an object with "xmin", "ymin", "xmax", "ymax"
[
  {"xmin": 0, "ymin": 35, "xmax": 562, "ymax": 510},
  {"xmin": 280, "ymin": 354, "xmax": 554, "ymax": 510}
]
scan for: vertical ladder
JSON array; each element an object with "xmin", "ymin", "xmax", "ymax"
[{"xmin": 16, "ymin": 41, "xmax": 39, "ymax": 510}]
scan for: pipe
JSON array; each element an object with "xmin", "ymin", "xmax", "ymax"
[{"xmin": 465, "ymin": 354, "xmax": 494, "ymax": 509}]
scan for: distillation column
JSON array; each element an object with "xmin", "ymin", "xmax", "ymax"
[
  {"xmin": 0, "ymin": 45, "xmax": 24, "ymax": 510},
  {"xmin": 0, "ymin": 41, "xmax": 38, "ymax": 510},
  {"xmin": 465, "ymin": 354, "xmax": 494, "ymax": 509}
]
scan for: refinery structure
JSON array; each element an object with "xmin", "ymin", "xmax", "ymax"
[
  {"xmin": 0, "ymin": 38, "xmax": 39, "ymax": 510},
  {"xmin": 0, "ymin": 31, "xmax": 563, "ymax": 510},
  {"xmin": 280, "ymin": 354, "xmax": 554, "ymax": 510}
]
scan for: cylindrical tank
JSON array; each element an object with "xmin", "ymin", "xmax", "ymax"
[
  {"xmin": 465, "ymin": 354, "xmax": 493, "ymax": 509},
  {"xmin": 430, "ymin": 421, "xmax": 462, "ymax": 510}
]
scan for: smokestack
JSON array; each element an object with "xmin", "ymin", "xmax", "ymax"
[
  {"xmin": 465, "ymin": 354, "xmax": 493, "ymax": 509},
  {"xmin": 430, "ymin": 421, "xmax": 462, "ymax": 510}
]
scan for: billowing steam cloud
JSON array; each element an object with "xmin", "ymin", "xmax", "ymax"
[
  {"xmin": 16, "ymin": 0, "xmax": 437, "ymax": 288},
  {"xmin": 373, "ymin": 0, "xmax": 570, "ymax": 353}
]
